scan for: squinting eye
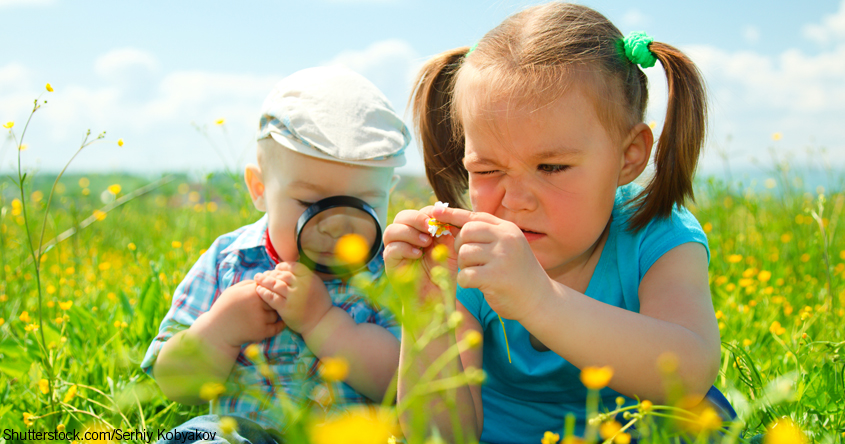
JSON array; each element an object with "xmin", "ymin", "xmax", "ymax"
[
  {"xmin": 296, "ymin": 200, "xmax": 314, "ymax": 207},
  {"xmin": 538, "ymin": 164, "xmax": 570, "ymax": 174}
]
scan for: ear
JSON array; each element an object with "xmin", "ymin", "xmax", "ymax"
[
  {"xmin": 389, "ymin": 174, "xmax": 401, "ymax": 194},
  {"xmin": 244, "ymin": 164, "xmax": 267, "ymax": 212},
  {"xmin": 617, "ymin": 122, "xmax": 654, "ymax": 186}
]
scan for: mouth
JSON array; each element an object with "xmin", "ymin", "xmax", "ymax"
[{"xmin": 519, "ymin": 228, "xmax": 545, "ymax": 240}]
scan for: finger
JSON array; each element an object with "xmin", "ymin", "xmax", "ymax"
[
  {"xmin": 456, "ymin": 242, "xmax": 489, "ymax": 269},
  {"xmin": 383, "ymin": 242, "xmax": 423, "ymax": 269},
  {"xmin": 383, "ymin": 222, "xmax": 432, "ymax": 248},
  {"xmin": 456, "ymin": 266, "xmax": 484, "ymax": 290},
  {"xmin": 256, "ymin": 285, "xmax": 286, "ymax": 309},
  {"xmin": 430, "ymin": 205, "xmax": 502, "ymax": 229},
  {"xmin": 275, "ymin": 262, "xmax": 293, "ymax": 272},
  {"xmin": 454, "ymin": 221, "xmax": 498, "ymax": 253},
  {"xmin": 287, "ymin": 261, "xmax": 313, "ymax": 278},
  {"xmin": 389, "ymin": 209, "xmax": 437, "ymax": 238}
]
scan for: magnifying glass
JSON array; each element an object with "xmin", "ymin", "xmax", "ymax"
[{"xmin": 295, "ymin": 196, "xmax": 382, "ymax": 277}]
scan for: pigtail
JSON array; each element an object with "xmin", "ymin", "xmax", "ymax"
[
  {"xmin": 410, "ymin": 48, "xmax": 471, "ymax": 209},
  {"xmin": 628, "ymin": 42, "xmax": 707, "ymax": 232}
]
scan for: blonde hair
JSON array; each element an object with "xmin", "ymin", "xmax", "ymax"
[{"xmin": 411, "ymin": 2, "xmax": 706, "ymax": 231}]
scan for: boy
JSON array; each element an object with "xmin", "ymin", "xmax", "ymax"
[{"xmin": 142, "ymin": 66, "xmax": 409, "ymax": 441}]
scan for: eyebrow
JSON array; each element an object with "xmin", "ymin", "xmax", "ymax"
[
  {"xmin": 464, "ymin": 146, "xmax": 582, "ymax": 167},
  {"xmin": 288, "ymin": 180, "xmax": 387, "ymax": 199}
]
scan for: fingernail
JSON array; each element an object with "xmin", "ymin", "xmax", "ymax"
[
  {"xmin": 419, "ymin": 234, "xmax": 430, "ymax": 243},
  {"xmin": 414, "ymin": 248, "xmax": 423, "ymax": 256}
]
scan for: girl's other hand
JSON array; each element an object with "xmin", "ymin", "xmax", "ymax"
[
  {"xmin": 383, "ymin": 207, "xmax": 458, "ymax": 302},
  {"xmin": 430, "ymin": 205, "xmax": 553, "ymax": 322}
]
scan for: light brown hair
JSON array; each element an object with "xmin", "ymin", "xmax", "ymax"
[{"xmin": 411, "ymin": 2, "xmax": 706, "ymax": 231}]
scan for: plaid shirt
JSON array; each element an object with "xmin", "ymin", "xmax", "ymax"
[{"xmin": 141, "ymin": 215, "xmax": 398, "ymax": 430}]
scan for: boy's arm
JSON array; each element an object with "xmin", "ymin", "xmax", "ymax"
[
  {"xmin": 153, "ymin": 280, "xmax": 286, "ymax": 404},
  {"xmin": 300, "ymin": 306, "xmax": 400, "ymax": 402}
]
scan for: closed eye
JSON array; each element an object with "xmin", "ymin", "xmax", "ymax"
[
  {"xmin": 538, "ymin": 164, "xmax": 570, "ymax": 174},
  {"xmin": 295, "ymin": 199, "xmax": 315, "ymax": 207}
]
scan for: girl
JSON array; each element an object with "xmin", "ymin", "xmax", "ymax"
[{"xmin": 383, "ymin": 2, "xmax": 735, "ymax": 442}]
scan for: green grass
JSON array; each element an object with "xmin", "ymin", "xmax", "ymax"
[{"xmin": 0, "ymin": 170, "xmax": 843, "ymax": 443}]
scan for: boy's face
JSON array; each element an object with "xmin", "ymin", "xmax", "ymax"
[{"xmin": 246, "ymin": 142, "xmax": 396, "ymax": 269}]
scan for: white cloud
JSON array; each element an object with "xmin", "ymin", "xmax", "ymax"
[
  {"xmin": 95, "ymin": 48, "xmax": 159, "ymax": 79},
  {"xmin": 803, "ymin": 0, "xmax": 845, "ymax": 44}
]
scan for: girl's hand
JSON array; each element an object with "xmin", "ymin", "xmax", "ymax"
[
  {"xmin": 254, "ymin": 262, "xmax": 333, "ymax": 336},
  {"xmin": 383, "ymin": 207, "xmax": 458, "ymax": 301},
  {"xmin": 430, "ymin": 205, "xmax": 554, "ymax": 321}
]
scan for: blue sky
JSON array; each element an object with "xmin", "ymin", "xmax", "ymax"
[{"xmin": 2, "ymin": 0, "xmax": 844, "ymax": 179}]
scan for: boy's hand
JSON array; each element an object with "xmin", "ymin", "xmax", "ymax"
[
  {"xmin": 196, "ymin": 280, "xmax": 287, "ymax": 352},
  {"xmin": 426, "ymin": 205, "xmax": 553, "ymax": 322},
  {"xmin": 254, "ymin": 262, "xmax": 333, "ymax": 336},
  {"xmin": 382, "ymin": 207, "xmax": 459, "ymax": 302}
]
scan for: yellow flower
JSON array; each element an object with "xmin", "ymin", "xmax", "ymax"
[
  {"xmin": 59, "ymin": 300, "xmax": 73, "ymax": 310},
  {"xmin": 25, "ymin": 323, "xmax": 39, "ymax": 332},
  {"xmin": 19, "ymin": 311, "xmax": 31, "ymax": 322},
  {"xmin": 764, "ymin": 418, "xmax": 806, "ymax": 444},
  {"xmin": 46, "ymin": 83, "xmax": 54, "ymax": 92},
  {"xmin": 780, "ymin": 233, "xmax": 792, "ymax": 243},
  {"xmin": 800, "ymin": 253, "xmax": 810, "ymax": 262},
  {"xmin": 769, "ymin": 321, "xmax": 786, "ymax": 335},
  {"xmin": 172, "ymin": 241, "xmax": 182, "ymax": 249},
  {"xmin": 31, "ymin": 190, "xmax": 44, "ymax": 202},
  {"xmin": 93, "ymin": 210, "xmax": 107, "ymax": 221},
  {"xmin": 334, "ymin": 233, "xmax": 369, "ymax": 265},
  {"xmin": 117, "ymin": 138, "xmax": 124, "ymax": 147},
  {"xmin": 765, "ymin": 178, "xmax": 777, "ymax": 189},
  {"xmin": 727, "ymin": 254, "xmax": 743, "ymax": 263},
  {"xmin": 725, "ymin": 283, "xmax": 736, "ymax": 292},
  {"xmin": 431, "ymin": 244, "xmax": 450, "ymax": 263},
  {"xmin": 580, "ymin": 366, "xmax": 613, "ymax": 390},
  {"xmin": 743, "ymin": 339, "xmax": 753, "ymax": 347},
  {"xmin": 219, "ymin": 417, "xmax": 238, "ymax": 434},
  {"xmin": 310, "ymin": 407, "xmax": 397, "ymax": 444},
  {"xmin": 715, "ymin": 310, "xmax": 724, "ymax": 319},
  {"xmin": 0, "ymin": 318, "xmax": 4, "ymax": 327},
  {"xmin": 463, "ymin": 330, "xmax": 482, "ymax": 349},
  {"xmin": 23, "ymin": 412, "xmax": 35, "ymax": 426},
  {"xmin": 542, "ymin": 431, "xmax": 561, "ymax": 444},
  {"xmin": 215, "ymin": 118, "xmax": 226, "ymax": 126},
  {"xmin": 771, "ymin": 132, "xmax": 782, "ymax": 141},
  {"xmin": 614, "ymin": 433, "xmax": 631, "ymax": 444},
  {"xmin": 758, "ymin": 270, "xmax": 772, "ymax": 282},
  {"xmin": 18, "ymin": 143, "xmax": 28, "ymax": 151},
  {"xmin": 599, "ymin": 421, "xmax": 622, "ymax": 440},
  {"xmin": 127, "ymin": 242, "xmax": 136, "ymax": 251},
  {"xmin": 39, "ymin": 378, "xmax": 50, "ymax": 394},
  {"xmin": 640, "ymin": 400, "xmax": 653, "ymax": 411},
  {"xmin": 648, "ymin": 121, "xmax": 657, "ymax": 129},
  {"xmin": 319, "ymin": 356, "xmax": 350, "ymax": 382},
  {"xmin": 702, "ymin": 222, "xmax": 712, "ymax": 233},
  {"xmin": 2, "ymin": 121, "xmax": 13, "ymax": 129},
  {"xmin": 244, "ymin": 344, "xmax": 260, "ymax": 360},
  {"xmin": 199, "ymin": 382, "xmax": 226, "ymax": 401},
  {"xmin": 107, "ymin": 184, "xmax": 121, "ymax": 195},
  {"xmin": 57, "ymin": 424, "xmax": 65, "ymax": 432},
  {"xmin": 79, "ymin": 177, "xmax": 90, "ymax": 188}
]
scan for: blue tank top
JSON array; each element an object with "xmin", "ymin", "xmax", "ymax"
[{"xmin": 456, "ymin": 184, "xmax": 710, "ymax": 443}]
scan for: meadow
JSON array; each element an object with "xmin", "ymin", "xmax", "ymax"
[{"xmin": 1, "ymin": 122, "xmax": 844, "ymax": 441}]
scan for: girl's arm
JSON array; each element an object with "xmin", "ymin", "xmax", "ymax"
[
  {"xmin": 525, "ymin": 242, "xmax": 720, "ymax": 403},
  {"xmin": 397, "ymin": 301, "xmax": 484, "ymax": 442}
]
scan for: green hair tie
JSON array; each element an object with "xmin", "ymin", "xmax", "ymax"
[
  {"xmin": 466, "ymin": 42, "xmax": 478, "ymax": 56},
  {"xmin": 623, "ymin": 31, "xmax": 657, "ymax": 68}
]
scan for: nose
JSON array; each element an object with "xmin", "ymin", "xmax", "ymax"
[
  {"xmin": 500, "ymin": 177, "xmax": 538, "ymax": 213},
  {"xmin": 317, "ymin": 213, "xmax": 354, "ymax": 239}
]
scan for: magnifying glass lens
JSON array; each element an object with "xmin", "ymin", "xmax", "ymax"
[{"xmin": 296, "ymin": 196, "xmax": 382, "ymax": 276}]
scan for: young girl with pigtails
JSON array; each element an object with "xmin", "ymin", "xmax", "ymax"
[{"xmin": 383, "ymin": 2, "xmax": 736, "ymax": 442}]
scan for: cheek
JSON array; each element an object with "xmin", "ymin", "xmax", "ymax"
[{"xmin": 468, "ymin": 177, "xmax": 500, "ymax": 212}]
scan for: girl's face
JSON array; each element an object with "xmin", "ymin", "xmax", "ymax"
[{"xmin": 462, "ymin": 84, "xmax": 628, "ymax": 281}]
